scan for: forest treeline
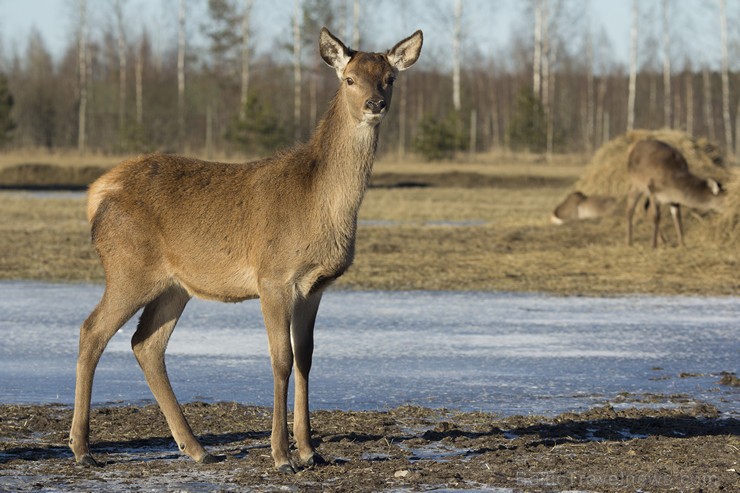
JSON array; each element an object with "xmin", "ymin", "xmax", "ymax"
[{"xmin": 0, "ymin": 0, "xmax": 738, "ymax": 161}]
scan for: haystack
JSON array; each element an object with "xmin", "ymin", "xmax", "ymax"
[
  {"xmin": 575, "ymin": 129, "xmax": 732, "ymax": 197},
  {"xmin": 574, "ymin": 129, "xmax": 738, "ymax": 245},
  {"xmin": 713, "ymin": 177, "xmax": 740, "ymax": 243}
]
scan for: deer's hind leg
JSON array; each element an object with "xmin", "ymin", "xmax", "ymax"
[
  {"xmin": 69, "ymin": 284, "xmax": 152, "ymax": 466},
  {"xmin": 130, "ymin": 285, "xmax": 217, "ymax": 463}
]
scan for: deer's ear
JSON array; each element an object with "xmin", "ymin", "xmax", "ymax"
[
  {"xmin": 387, "ymin": 30, "xmax": 423, "ymax": 71},
  {"xmin": 320, "ymin": 27, "xmax": 352, "ymax": 77}
]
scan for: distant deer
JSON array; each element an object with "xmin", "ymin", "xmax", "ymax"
[
  {"xmin": 550, "ymin": 191, "xmax": 617, "ymax": 224},
  {"xmin": 69, "ymin": 27, "xmax": 423, "ymax": 473},
  {"xmin": 626, "ymin": 139, "xmax": 725, "ymax": 248}
]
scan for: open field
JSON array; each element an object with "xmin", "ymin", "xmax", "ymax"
[
  {"xmin": 0, "ymin": 153, "xmax": 738, "ymax": 492},
  {"xmin": 0, "ymin": 152, "xmax": 737, "ymax": 295}
]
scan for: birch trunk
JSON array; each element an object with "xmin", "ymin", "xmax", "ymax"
[
  {"xmin": 352, "ymin": 0, "xmax": 361, "ymax": 48},
  {"xmin": 293, "ymin": 0, "xmax": 302, "ymax": 140},
  {"xmin": 177, "ymin": 0, "xmax": 186, "ymax": 149},
  {"xmin": 533, "ymin": 0, "xmax": 542, "ymax": 99},
  {"xmin": 115, "ymin": 0, "xmax": 127, "ymax": 136},
  {"xmin": 703, "ymin": 65, "xmax": 716, "ymax": 140},
  {"xmin": 452, "ymin": 0, "xmax": 462, "ymax": 112},
  {"xmin": 135, "ymin": 32, "xmax": 143, "ymax": 127},
  {"xmin": 685, "ymin": 69, "xmax": 694, "ymax": 135},
  {"xmin": 662, "ymin": 0, "xmax": 671, "ymax": 128},
  {"xmin": 719, "ymin": 0, "xmax": 732, "ymax": 157},
  {"xmin": 239, "ymin": 0, "xmax": 254, "ymax": 121},
  {"xmin": 77, "ymin": 0, "xmax": 88, "ymax": 155},
  {"xmin": 627, "ymin": 0, "xmax": 638, "ymax": 132},
  {"xmin": 585, "ymin": 14, "xmax": 594, "ymax": 153}
]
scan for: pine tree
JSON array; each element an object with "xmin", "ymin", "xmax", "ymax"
[{"xmin": 0, "ymin": 73, "xmax": 16, "ymax": 147}]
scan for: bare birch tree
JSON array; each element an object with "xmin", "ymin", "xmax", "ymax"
[
  {"xmin": 177, "ymin": 0, "xmax": 186, "ymax": 149},
  {"xmin": 293, "ymin": 0, "xmax": 302, "ymax": 140},
  {"xmin": 114, "ymin": 0, "xmax": 128, "ymax": 136},
  {"xmin": 662, "ymin": 0, "xmax": 671, "ymax": 127},
  {"xmin": 626, "ymin": 0, "xmax": 638, "ymax": 132},
  {"xmin": 719, "ymin": 0, "xmax": 732, "ymax": 157},
  {"xmin": 135, "ymin": 31, "xmax": 144, "ymax": 127},
  {"xmin": 533, "ymin": 0, "xmax": 543, "ymax": 100},
  {"xmin": 77, "ymin": 0, "xmax": 88, "ymax": 154},
  {"xmin": 452, "ymin": 0, "xmax": 462, "ymax": 113},
  {"xmin": 702, "ymin": 65, "xmax": 716, "ymax": 141},
  {"xmin": 685, "ymin": 65, "xmax": 694, "ymax": 135},
  {"xmin": 397, "ymin": 0, "xmax": 409, "ymax": 157},
  {"xmin": 584, "ymin": 3, "xmax": 595, "ymax": 153},
  {"xmin": 541, "ymin": 0, "xmax": 553, "ymax": 160},
  {"xmin": 351, "ymin": 0, "xmax": 361, "ymax": 48},
  {"xmin": 239, "ymin": 0, "xmax": 254, "ymax": 121}
]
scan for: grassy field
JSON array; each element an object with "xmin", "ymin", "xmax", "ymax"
[{"xmin": 0, "ymin": 151, "xmax": 737, "ymax": 296}]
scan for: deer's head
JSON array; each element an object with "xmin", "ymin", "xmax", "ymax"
[{"xmin": 319, "ymin": 28, "xmax": 423, "ymax": 126}]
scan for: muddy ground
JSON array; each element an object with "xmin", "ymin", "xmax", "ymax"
[{"xmin": 1, "ymin": 398, "xmax": 738, "ymax": 492}]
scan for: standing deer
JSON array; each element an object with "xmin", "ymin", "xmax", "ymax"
[
  {"xmin": 69, "ymin": 27, "xmax": 422, "ymax": 473},
  {"xmin": 626, "ymin": 139, "xmax": 725, "ymax": 248}
]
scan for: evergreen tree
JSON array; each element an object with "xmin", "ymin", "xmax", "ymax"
[
  {"xmin": 508, "ymin": 89, "xmax": 546, "ymax": 153},
  {"xmin": 226, "ymin": 93, "xmax": 291, "ymax": 154},
  {"xmin": 0, "ymin": 73, "xmax": 15, "ymax": 146},
  {"xmin": 413, "ymin": 112, "xmax": 464, "ymax": 160}
]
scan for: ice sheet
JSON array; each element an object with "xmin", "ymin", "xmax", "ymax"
[{"xmin": 0, "ymin": 282, "xmax": 737, "ymax": 416}]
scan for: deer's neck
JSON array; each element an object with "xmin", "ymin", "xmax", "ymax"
[{"xmin": 307, "ymin": 90, "xmax": 380, "ymax": 226}]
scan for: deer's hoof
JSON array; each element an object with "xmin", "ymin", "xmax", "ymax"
[
  {"xmin": 77, "ymin": 454, "xmax": 102, "ymax": 467},
  {"xmin": 199, "ymin": 453, "xmax": 225, "ymax": 464},
  {"xmin": 276, "ymin": 462, "xmax": 296, "ymax": 474},
  {"xmin": 304, "ymin": 453, "xmax": 326, "ymax": 467}
]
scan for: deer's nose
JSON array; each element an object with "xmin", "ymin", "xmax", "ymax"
[{"xmin": 365, "ymin": 98, "xmax": 386, "ymax": 114}]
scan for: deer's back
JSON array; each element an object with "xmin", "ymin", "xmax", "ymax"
[
  {"xmin": 627, "ymin": 140, "xmax": 691, "ymax": 187},
  {"xmin": 86, "ymin": 153, "xmax": 346, "ymax": 301}
]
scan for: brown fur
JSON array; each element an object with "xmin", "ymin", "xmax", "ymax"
[
  {"xmin": 69, "ymin": 27, "xmax": 423, "ymax": 472},
  {"xmin": 626, "ymin": 139, "xmax": 725, "ymax": 248}
]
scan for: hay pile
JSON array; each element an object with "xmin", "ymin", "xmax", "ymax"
[
  {"xmin": 714, "ymin": 177, "xmax": 740, "ymax": 243},
  {"xmin": 575, "ymin": 129, "xmax": 738, "ymax": 244},
  {"xmin": 575, "ymin": 129, "xmax": 732, "ymax": 197}
]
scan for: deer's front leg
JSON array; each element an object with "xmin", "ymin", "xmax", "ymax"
[
  {"xmin": 260, "ymin": 287, "xmax": 295, "ymax": 473},
  {"xmin": 291, "ymin": 292, "xmax": 323, "ymax": 466}
]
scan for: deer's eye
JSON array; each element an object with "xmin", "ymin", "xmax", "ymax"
[
  {"xmin": 386, "ymin": 76, "xmax": 396, "ymax": 86},
  {"xmin": 346, "ymin": 77, "xmax": 355, "ymax": 86}
]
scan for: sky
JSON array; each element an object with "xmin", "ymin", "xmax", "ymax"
[{"xmin": 0, "ymin": 0, "xmax": 732, "ymax": 71}]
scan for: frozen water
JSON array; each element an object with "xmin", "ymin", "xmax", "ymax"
[{"xmin": 0, "ymin": 282, "xmax": 737, "ymax": 416}]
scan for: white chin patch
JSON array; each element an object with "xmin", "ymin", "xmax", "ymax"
[{"xmin": 362, "ymin": 113, "xmax": 385, "ymax": 126}]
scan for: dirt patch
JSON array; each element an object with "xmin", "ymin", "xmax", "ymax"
[
  {"xmin": 1, "ymin": 402, "xmax": 737, "ymax": 492},
  {"xmin": 0, "ymin": 163, "xmax": 108, "ymax": 189},
  {"xmin": 371, "ymin": 171, "xmax": 573, "ymax": 189}
]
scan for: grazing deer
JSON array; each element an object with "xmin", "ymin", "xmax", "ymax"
[
  {"xmin": 550, "ymin": 191, "xmax": 617, "ymax": 224},
  {"xmin": 69, "ymin": 27, "xmax": 423, "ymax": 473},
  {"xmin": 626, "ymin": 139, "xmax": 725, "ymax": 248}
]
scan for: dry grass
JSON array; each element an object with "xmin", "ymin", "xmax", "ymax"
[{"xmin": 1, "ymin": 152, "xmax": 737, "ymax": 296}]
